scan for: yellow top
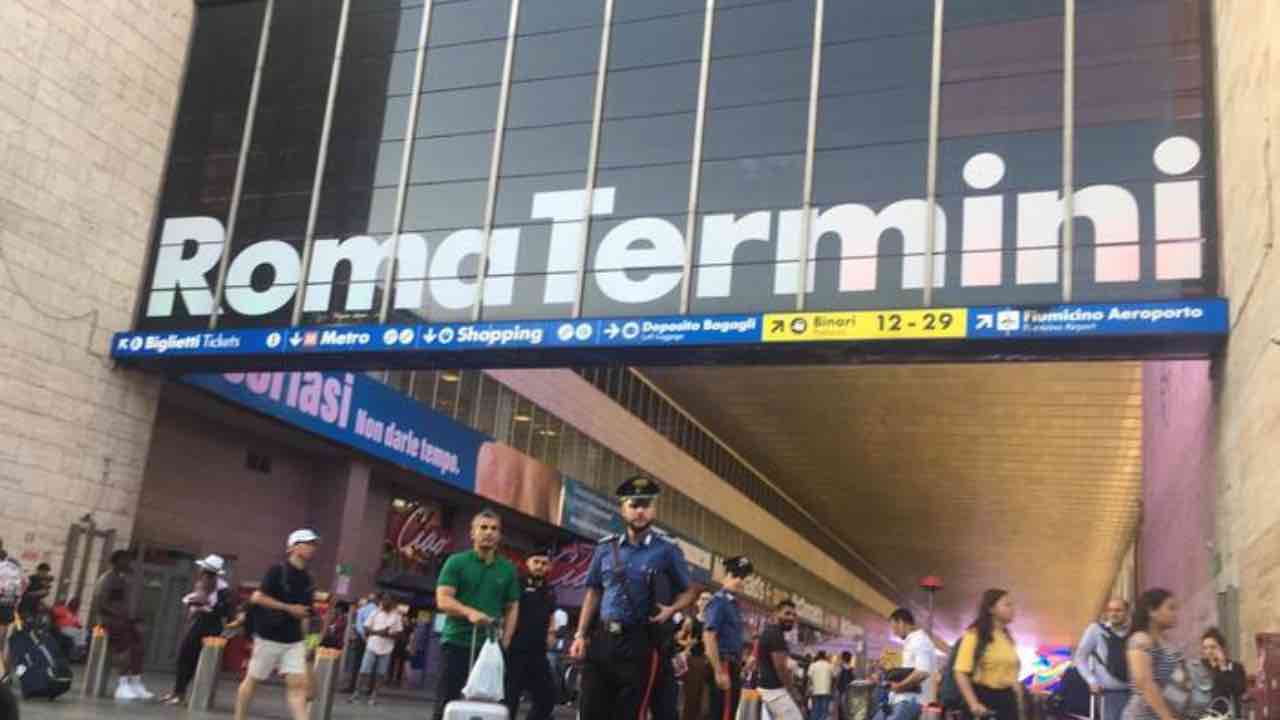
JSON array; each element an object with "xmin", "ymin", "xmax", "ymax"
[{"xmin": 954, "ymin": 628, "xmax": 1020, "ymax": 689}]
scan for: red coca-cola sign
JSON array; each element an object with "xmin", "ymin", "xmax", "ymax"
[
  {"xmin": 386, "ymin": 500, "xmax": 452, "ymax": 573},
  {"xmin": 547, "ymin": 542, "xmax": 594, "ymax": 589}
]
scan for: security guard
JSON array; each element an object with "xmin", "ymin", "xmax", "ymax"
[
  {"xmin": 570, "ymin": 475, "xmax": 697, "ymax": 720},
  {"xmin": 704, "ymin": 555, "xmax": 752, "ymax": 720}
]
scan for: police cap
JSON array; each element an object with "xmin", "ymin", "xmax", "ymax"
[
  {"xmin": 724, "ymin": 555, "xmax": 754, "ymax": 578},
  {"xmin": 616, "ymin": 474, "xmax": 662, "ymax": 501}
]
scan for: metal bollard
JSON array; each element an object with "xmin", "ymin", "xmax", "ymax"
[
  {"xmin": 82, "ymin": 626, "xmax": 111, "ymax": 699},
  {"xmin": 187, "ymin": 636, "xmax": 227, "ymax": 711},
  {"xmin": 308, "ymin": 647, "xmax": 343, "ymax": 720}
]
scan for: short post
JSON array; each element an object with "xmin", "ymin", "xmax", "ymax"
[
  {"xmin": 82, "ymin": 626, "xmax": 111, "ymax": 699},
  {"xmin": 187, "ymin": 636, "xmax": 227, "ymax": 711},
  {"xmin": 309, "ymin": 647, "xmax": 342, "ymax": 720}
]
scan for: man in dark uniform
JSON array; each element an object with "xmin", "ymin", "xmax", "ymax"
[
  {"xmin": 570, "ymin": 475, "xmax": 698, "ymax": 720},
  {"xmin": 505, "ymin": 546, "xmax": 558, "ymax": 720},
  {"xmin": 704, "ymin": 555, "xmax": 752, "ymax": 720}
]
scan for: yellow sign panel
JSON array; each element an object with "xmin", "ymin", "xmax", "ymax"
[{"xmin": 762, "ymin": 308, "xmax": 969, "ymax": 342}]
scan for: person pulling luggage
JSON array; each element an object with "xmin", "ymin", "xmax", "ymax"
[
  {"xmin": 704, "ymin": 555, "xmax": 753, "ymax": 720},
  {"xmin": 569, "ymin": 475, "xmax": 698, "ymax": 720}
]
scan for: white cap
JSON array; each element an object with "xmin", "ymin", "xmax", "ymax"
[
  {"xmin": 287, "ymin": 529, "xmax": 320, "ymax": 549},
  {"xmin": 195, "ymin": 554, "xmax": 227, "ymax": 576}
]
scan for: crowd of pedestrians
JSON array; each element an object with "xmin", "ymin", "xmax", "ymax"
[{"xmin": 0, "ymin": 501, "xmax": 1265, "ymax": 720}]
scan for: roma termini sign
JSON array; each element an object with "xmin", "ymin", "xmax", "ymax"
[{"xmin": 142, "ymin": 135, "xmax": 1208, "ymax": 323}]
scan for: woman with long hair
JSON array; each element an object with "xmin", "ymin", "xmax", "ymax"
[
  {"xmin": 1201, "ymin": 627, "xmax": 1247, "ymax": 718},
  {"xmin": 1124, "ymin": 589, "xmax": 1181, "ymax": 720},
  {"xmin": 953, "ymin": 589, "xmax": 1024, "ymax": 720}
]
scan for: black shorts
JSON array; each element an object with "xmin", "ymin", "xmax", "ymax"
[{"xmin": 0, "ymin": 605, "xmax": 14, "ymax": 625}]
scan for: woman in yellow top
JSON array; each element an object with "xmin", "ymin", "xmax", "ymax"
[{"xmin": 953, "ymin": 589, "xmax": 1024, "ymax": 720}]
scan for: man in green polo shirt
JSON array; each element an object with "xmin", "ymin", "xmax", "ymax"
[{"xmin": 433, "ymin": 508, "xmax": 520, "ymax": 719}]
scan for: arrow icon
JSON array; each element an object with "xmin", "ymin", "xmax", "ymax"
[
  {"xmin": 976, "ymin": 314, "xmax": 993, "ymax": 330},
  {"xmin": 605, "ymin": 323, "xmax": 620, "ymax": 339},
  {"xmin": 289, "ymin": 332, "xmax": 302, "ymax": 347},
  {"xmin": 422, "ymin": 329, "xmax": 437, "ymax": 343},
  {"xmin": 770, "ymin": 319, "xmax": 784, "ymax": 333}
]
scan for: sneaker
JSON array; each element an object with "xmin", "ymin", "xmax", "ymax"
[
  {"xmin": 114, "ymin": 679, "xmax": 139, "ymax": 701},
  {"xmin": 349, "ymin": 692, "xmax": 362, "ymax": 703},
  {"xmin": 129, "ymin": 677, "xmax": 156, "ymax": 700},
  {"xmin": 367, "ymin": 693, "xmax": 377, "ymax": 706}
]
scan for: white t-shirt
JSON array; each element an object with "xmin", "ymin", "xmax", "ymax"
[
  {"xmin": 364, "ymin": 609, "xmax": 404, "ymax": 656},
  {"xmin": 808, "ymin": 659, "xmax": 835, "ymax": 695},
  {"xmin": 891, "ymin": 629, "xmax": 937, "ymax": 704}
]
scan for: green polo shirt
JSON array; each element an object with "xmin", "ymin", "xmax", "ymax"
[{"xmin": 437, "ymin": 549, "xmax": 520, "ymax": 648}]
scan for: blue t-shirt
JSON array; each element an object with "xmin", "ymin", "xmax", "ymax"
[
  {"xmin": 586, "ymin": 531, "xmax": 690, "ymax": 625},
  {"xmin": 704, "ymin": 589, "xmax": 745, "ymax": 660}
]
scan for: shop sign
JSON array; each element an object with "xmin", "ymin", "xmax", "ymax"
[
  {"xmin": 559, "ymin": 477, "xmax": 624, "ymax": 540},
  {"xmin": 548, "ymin": 542, "xmax": 595, "ymax": 590},
  {"xmin": 388, "ymin": 500, "xmax": 453, "ymax": 567},
  {"xmin": 185, "ymin": 371, "xmax": 486, "ymax": 491}
]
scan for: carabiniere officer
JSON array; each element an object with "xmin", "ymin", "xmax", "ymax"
[
  {"xmin": 704, "ymin": 555, "xmax": 753, "ymax": 720},
  {"xmin": 570, "ymin": 475, "xmax": 697, "ymax": 720}
]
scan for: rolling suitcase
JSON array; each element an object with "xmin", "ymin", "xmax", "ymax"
[
  {"xmin": 443, "ymin": 627, "xmax": 508, "ymax": 720},
  {"xmin": 8, "ymin": 615, "xmax": 73, "ymax": 700}
]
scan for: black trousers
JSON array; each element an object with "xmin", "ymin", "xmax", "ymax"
[
  {"xmin": 964, "ymin": 685, "xmax": 1019, "ymax": 720},
  {"xmin": 706, "ymin": 659, "xmax": 742, "ymax": 720},
  {"xmin": 505, "ymin": 651, "xmax": 555, "ymax": 720},
  {"xmin": 579, "ymin": 625, "xmax": 663, "ymax": 720},
  {"xmin": 173, "ymin": 618, "xmax": 221, "ymax": 695},
  {"xmin": 432, "ymin": 643, "xmax": 475, "ymax": 720}
]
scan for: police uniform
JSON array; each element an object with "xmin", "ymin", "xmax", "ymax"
[
  {"xmin": 505, "ymin": 549, "xmax": 557, "ymax": 720},
  {"xmin": 705, "ymin": 556, "xmax": 752, "ymax": 720},
  {"xmin": 580, "ymin": 477, "xmax": 691, "ymax": 720}
]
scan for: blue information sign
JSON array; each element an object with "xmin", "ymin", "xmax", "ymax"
[{"xmin": 112, "ymin": 298, "xmax": 1229, "ymax": 365}]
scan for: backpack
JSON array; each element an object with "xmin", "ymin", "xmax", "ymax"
[
  {"xmin": 1095, "ymin": 624, "xmax": 1130, "ymax": 683},
  {"xmin": 938, "ymin": 632, "xmax": 995, "ymax": 710},
  {"xmin": 0, "ymin": 560, "xmax": 22, "ymax": 607},
  {"xmin": 937, "ymin": 641, "xmax": 967, "ymax": 709}
]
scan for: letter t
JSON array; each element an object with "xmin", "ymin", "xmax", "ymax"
[{"xmin": 530, "ymin": 188, "xmax": 616, "ymax": 304}]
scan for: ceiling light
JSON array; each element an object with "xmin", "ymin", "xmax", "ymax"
[
  {"xmin": 539, "ymin": 429, "xmax": 559, "ymax": 437},
  {"xmin": 513, "ymin": 414, "xmax": 531, "ymax": 422},
  {"xmin": 440, "ymin": 371, "xmax": 460, "ymax": 382}
]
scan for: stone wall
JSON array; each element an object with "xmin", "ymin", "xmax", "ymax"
[
  {"xmin": 1140, "ymin": 360, "xmax": 1217, "ymax": 650},
  {"xmin": 0, "ymin": 1, "xmax": 191, "ymax": 574},
  {"xmin": 1211, "ymin": 0, "xmax": 1280, "ymax": 668}
]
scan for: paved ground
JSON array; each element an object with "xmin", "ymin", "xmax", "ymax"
[{"xmin": 11, "ymin": 672, "xmax": 575, "ymax": 720}]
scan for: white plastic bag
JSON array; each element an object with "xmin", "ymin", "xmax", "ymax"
[{"xmin": 461, "ymin": 637, "xmax": 505, "ymax": 701}]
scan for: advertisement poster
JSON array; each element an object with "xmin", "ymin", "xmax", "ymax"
[{"xmin": 377, "ymin": 498, "xmax": 455, "ymax": 595}]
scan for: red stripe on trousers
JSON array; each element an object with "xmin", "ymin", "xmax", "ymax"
[
  {"xmin": 721, "ymin": 661, "xmax": 732, "ymax": 720},
  {"xmin": 637, "ymin": 649, "xmax": 660, "ymax": 720}
]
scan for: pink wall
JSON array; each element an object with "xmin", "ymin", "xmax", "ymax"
[
  {"xmin": 136, "ymin": 400, "xmax": 317, "ymax": 586},
  {"xmin": 1140, "ymin": 360, "xmax": 1218, "ymax": 646}
]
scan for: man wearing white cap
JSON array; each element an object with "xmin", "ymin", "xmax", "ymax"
[
  {"xmin": 162, "ymin": 554, "xmax": 233, "ymax": 705},
  {"xmin": 235, "ymin": 529, "xmax": 319, "ymax": 720}
]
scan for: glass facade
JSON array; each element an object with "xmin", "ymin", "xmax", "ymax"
[{"xmin": 139, "ymin": 0, "xmax": 1216, "ymax": 331}]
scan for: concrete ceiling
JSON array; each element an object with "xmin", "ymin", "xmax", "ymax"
[{"xmin": 641, "ymin": 361, "xmax": 1144, "ymax": 647}]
